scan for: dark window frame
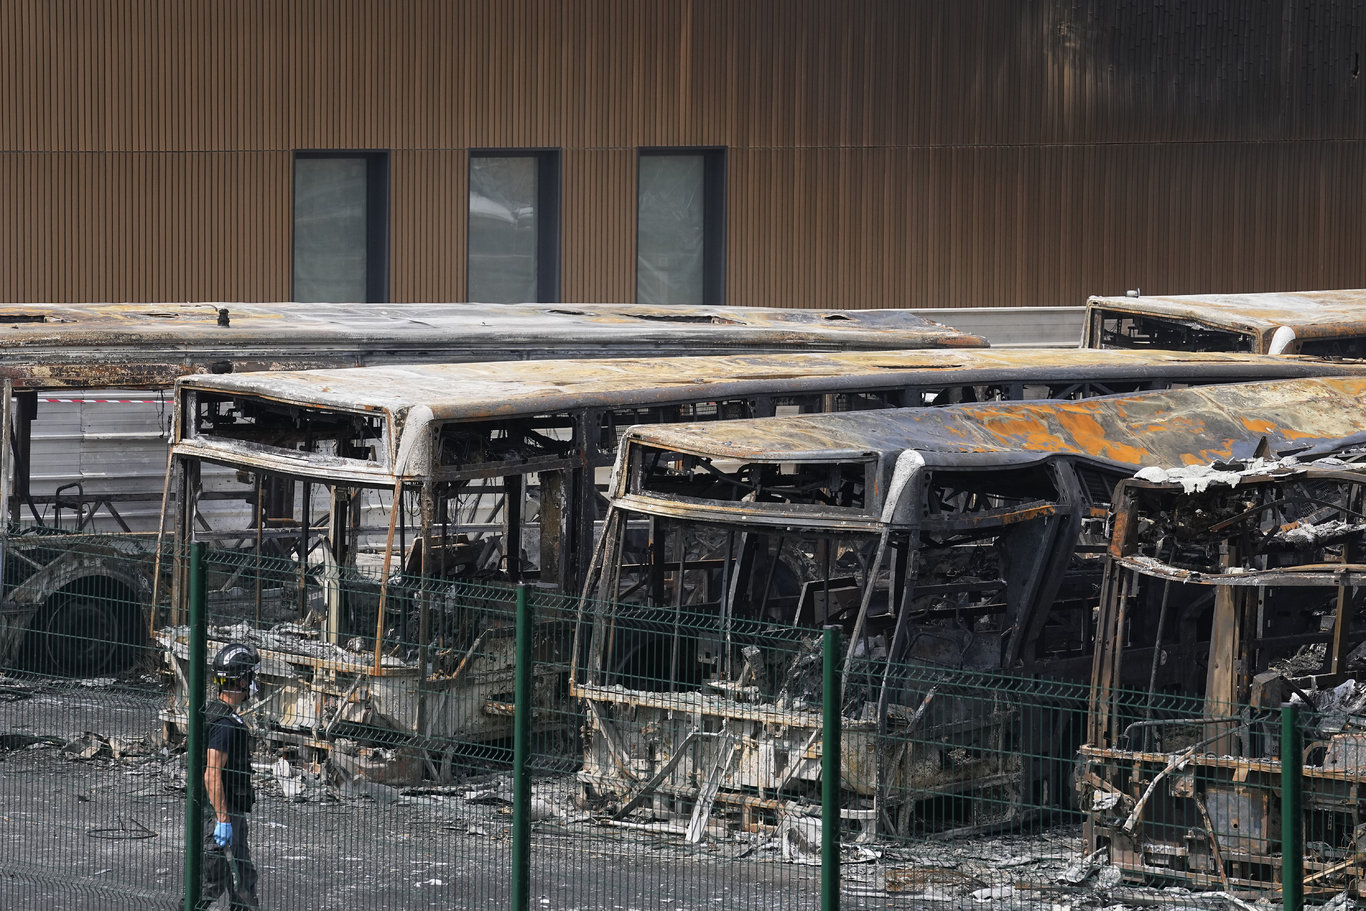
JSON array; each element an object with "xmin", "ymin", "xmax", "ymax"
[
  {"xmin": 467, "ymin": 148, "xmax": 562, "ymax": 303},
  {"xmin": 637, "ymin": 147, "xmax": 727, "ymax": 306},
  {"xmin": 292, "ymin": 150, "xmax": 390, "ymax": 303}
]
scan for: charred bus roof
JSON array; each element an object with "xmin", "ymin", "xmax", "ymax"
[
  {"xmin": 0, "ymin": 301, "xmax": 987, "ymax": 389},
  {"xmin": 1084, "ymin": 289, "xmax": 1366, "ymax": 355},
  {"xmin": 618, "ymin": 373, "xmax": 1366, "ymax": 470},
  {"xmin": 611, "ymin": 375, "xmax": 1366, "ymax": 529},
  {"xmin": 172, "ymin": 349, "xmax": 1366, "ymax": 485}
]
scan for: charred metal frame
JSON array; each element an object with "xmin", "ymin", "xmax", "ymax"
[
  {"xmin": 1084, "ymin": 289, "xmax": 1366, "ymax": 357},
  {"xmin": 575, "ymin": 444, "xmax": 1114, "ymax": 837},
  {"xmin": 162, "ymin": 348, "xmax": 1366, "ymax": 612},
  {"xmin": 154, "ymin": 354, "xmax": 1366, "ymax": 778},
  {"xmin": 573, "ymin": 376, "xmax": 1366, "ymax": 838},
  {"xmin": 1088, "ymin": 309, "xmax": 1255, "ymax": 354},
  {"xmin": 1079, "ymin": 458, "xmax": 1366, "ymax": 897}
]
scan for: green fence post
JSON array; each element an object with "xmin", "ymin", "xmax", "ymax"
[
  {"xmin": 511, "ymin": 583, "xmax": 533, "ymax": 911},
  {"xmin": 822, "ymin": 625, "xmax": 842, "ymax": 911},
  {"xmin": 1281, "ymin": 702, "xmax": 1303, "ymax": 911},
  {"xmin": 183, "ymin": 542, "xmax": 207, "ymax": 911}
]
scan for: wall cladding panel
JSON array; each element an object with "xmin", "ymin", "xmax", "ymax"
[
  {"xmin": 561, "ymin": 149, "xmax": 635, "ymax": 303},
  {"xmin": 3, "ymin": 0, "xmax": 1366, "ymax": 305},
  {"xmin": 728, "ymin": 141, "xmax": 1366, "ymax": 309},
  {"xmin": 0, "ymin": 152, "xmax": 289, "ymax": 302},
  {"xmin": 390, "ymin": 149, "xmax": 467, "ymax": 302},
  {"xmin": 13, "ymin": 1, "xmax": 1361, "ymax": 153}
]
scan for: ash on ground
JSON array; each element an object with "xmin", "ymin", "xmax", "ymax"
[{"xmin": 0, "ymin": 674, "xmax": 1354, "ymax": 911}]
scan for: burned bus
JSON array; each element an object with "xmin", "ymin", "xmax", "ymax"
[
  {"xmin": 1079, "ymin": 456, "xmax": 1366, "ymax": 898},
  {"xmin": 0, "ymin": 301, "xmax": 985, "ymax": 677},
  {"xmin": 150, "ymin": 349, "xmax": 1366, "ymax": 775},
  {"xmin": 1083, "ymin": 289, "xmax": 1366, "ymax": 358},
  {"xmin": 572, "ymin": 376, "xmax": 1366, "ymax": 837}
]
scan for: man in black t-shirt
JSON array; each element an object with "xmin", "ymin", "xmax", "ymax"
[{"xmin": 196, "ymin": 641, "xmax": 260, "ymax": 910}]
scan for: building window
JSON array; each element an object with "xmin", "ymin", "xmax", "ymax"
[
  {"xmin": 467, "ymin": 151, "xmax": 560, "ymax": 303},
  {"xmin": 637, "ymin": 149, "xmax": 725, "ymax": 305},
  {"xmin": 293, "ymin": 152, "xmax": 389, "ymax": 303}
]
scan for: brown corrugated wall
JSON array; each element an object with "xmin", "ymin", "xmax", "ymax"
[
  {"xmin": 390, "ymin": 150, "xmax": 467, "ymax": 303},
  {"xmin": 3, "ymin": 0, "xmax": 1365, "ymax": 306}
]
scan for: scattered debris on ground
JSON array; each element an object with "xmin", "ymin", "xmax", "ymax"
[{"xmin": 6, "ymin": 673, "xmax": 1362, "ymax": 909}]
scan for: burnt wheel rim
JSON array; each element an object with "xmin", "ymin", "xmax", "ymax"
[{"xmin": 42, "ymin": 595, "xmax": 122, "ymax": 677}]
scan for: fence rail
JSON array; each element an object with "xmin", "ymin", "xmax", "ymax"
[{"xmin": 0, "ymin": 533, "xmax": 1335, "ymax": 910}]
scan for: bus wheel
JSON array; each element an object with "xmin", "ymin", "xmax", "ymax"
[{"xmin": 26, "ymin": 583, "xmax": 140, "ymax": 677}]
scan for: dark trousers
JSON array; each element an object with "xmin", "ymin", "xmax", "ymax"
[{"xmin": 198, "ymin": 812, "xmax": 259, "ymax": 910}]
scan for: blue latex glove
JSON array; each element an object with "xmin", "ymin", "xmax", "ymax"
[{"xmin": 213, "ymin": 820, "xmax": 232, "ymax": 847}]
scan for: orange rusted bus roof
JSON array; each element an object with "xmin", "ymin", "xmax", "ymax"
[
  {"xmin": 618, "ymin": 374, "xmax": 1366, "ymax": 471},
  {"xmin": 608, "ymin": 375, "xmax": 1366, "ymax": 533}
]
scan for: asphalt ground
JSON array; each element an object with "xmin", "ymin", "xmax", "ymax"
[
  {"xmin": 0, "ymin": 676, "xmax": 835, "ymax": 911},
  {"xmin": 0, "ymin": 675, "xmax": 1261, "ymax": 911}
]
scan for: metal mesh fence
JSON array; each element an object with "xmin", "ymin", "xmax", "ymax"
[
  {"xmin": 0, "ymin": 530, "xmax": 1354, "ymax": 909},
  {"xmin": 1, "ymin": 527, "xmax": 181, "ymax": 910}
]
